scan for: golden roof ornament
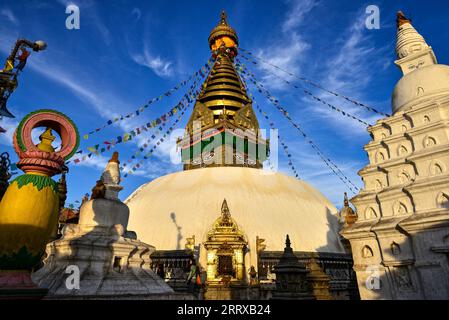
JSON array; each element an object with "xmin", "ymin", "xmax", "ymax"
[
  {"xmin": 37, "ymin": 127, "xmax": 56, "ymax": 153},
  {"xmin": 339, "ymin": 192, "xmax": 358, "ymax": 225},
  {"xmin": 179, "ymin": 11, "xmax": 268, "ymax": 170},
  {"xmin": 285, "ymin": 234, "xmax": 291, "ymax": 248},
  {"xmin": 208, "ymin": 10, "xmax": 239, "ymax": 52},
  {"xmin": 221, "ymin": 198, "xmax": 231, "ymax": 223},
  {"xmin": 220, "ymin": 10, "xmax": 228, "ymax": 25}
]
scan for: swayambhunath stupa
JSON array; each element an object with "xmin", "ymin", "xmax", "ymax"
[{"xmin": 0, "ymin": 0, "xmax": 449, "ymax": 308}]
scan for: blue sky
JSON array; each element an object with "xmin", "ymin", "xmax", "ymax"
[{"xmin": 1, "ymin": 0, "xmax": 448, "ymax": 207}]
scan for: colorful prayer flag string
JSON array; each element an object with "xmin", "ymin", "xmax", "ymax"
[
  {"xmin": 82, "ymin": 58, "xmax": 214, "ymax": 139},
  {"xmin": 67, "ymin": 64, "xmax": 211, "ymax": 165},
  {"xmin": 235, "ymin": 59, "xmax": 370, "ymax": 127},
  {"xmin": 239, "ymin": 48, "xmax": 390, "ymax": 117},
  {"xmin": 253, "ymin": 99, "xmax": 300, "ymax": 179},
  {"xmin": 120, "ymin": 72, "xmax": 205, "ymax": 176},
  {"xmin": 237, "ymin": 67, "xmax": 359, "ymax": 194},
  {"xmin": 122, "ymin": 104, "xmax": 190, "ymax": 178}
]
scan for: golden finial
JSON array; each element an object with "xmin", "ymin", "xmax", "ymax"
[
  {"xmin": 221, "ymin": 198, "xmax": 230, "ymax": 215},
  {"xmin": 37, "ymin": 127, "xmax": 56, "ymax": 152},
  {"xmin": 185, "ymin": 235, "xmax": 195, "ymax": 251},
  {"xmin": 340, "ymin": 193, "xmax": 357, "ymax": 225},
  {"xmin": 208, "ymin": 10, "xmax": 239, "ymax": 51},
  {"xmin": 221, "ymin": 198, "xmax": 232, "ymax": 224},
  {"xmin": 343, "ymin": 192, "xmax": 349, "ymax": 207},
  {"xmin": 285, "ymin": 234, "xmax": 291, "ymax": 248},
  {"xmin": 397, "ymin": 11, "xmax": 412, "ymax": 28},
  {"xmin": 220, "ymin": 10, "xmax": 228, "ymax": 25}
]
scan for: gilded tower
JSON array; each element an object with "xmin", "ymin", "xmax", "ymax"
[{"xmin": 179, "ymin": 11, "xmax": 269, "ymax": 170}]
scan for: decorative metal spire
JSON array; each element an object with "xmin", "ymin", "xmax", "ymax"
[
  {"xmin": 285, "ymin": 234, "xmax": 291, "ymax": 248},
  {"xmin": 221, "ymin": 199, "xmax": 231, "ymax": 223},
  {"xmin": 208, "ymin": 10, "xmax": 239, "ymax": 51},
  {"xmin": 339, "ymin": 192, "xmax": 357, "ymax": 226},
  {"xmin": 343, "ymin": 192, "xmax": 349, "ymax": 207},
  {"xmin": 220, "ymin": 10, "xmax": 228, "ymax": 25},
  {"xmin": 180, "ymin": 11, "xmax": 268, "ymax": 170}
]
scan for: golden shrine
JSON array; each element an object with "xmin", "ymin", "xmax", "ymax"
[{"xmin": 203, "ymin": 199, "xmax": 247, "ymax": 298}]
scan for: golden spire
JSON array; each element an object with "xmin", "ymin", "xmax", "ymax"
[
  {"xmin": 209, "ymin": 10, "xmax": 238, "ymax": 53},
  {"xmin": 221, "ymin": 199, "xmax": 231, "ymax": 224},
  {"xmin": 185, "ymin": 11, "xmax": 258, "ymax": 135},
  {"xmin": 37, "ymin": 127, "xmax": 56, "ymax": 153},
  {"xmin": 285, "ymin": 234, "xmax": 291, "ymax": 248},
  {"xmin": 343, "ymin": 192, "xmax": 350, "ymax": 207},
  {"xmin": 180, "ymin": 11, "xmax": 268, "ymax": 171},
  {"xmin": 339, "ymin": 193, "xmax": 357, "ymax": 226},
  {"xmin": 220, "ymin": 10, "xmax": 228, "ymax": 25}
]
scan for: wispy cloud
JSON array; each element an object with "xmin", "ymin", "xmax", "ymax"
[
  {"xmin": 1, "ymin": 8, "xmax": 19, "ymax": 25},
  {"xmin": 255, "ymin": 0, "xmax": 316, "ymax": 89},
  {"xmin": 277, "ymin": 143, "xmax": 363, "ymax": 204},
  {"xmin": 130, "ymin": 49, "xmax": 174, "ymax": 78},
  {"xmin": 30, "ymin": 56, "xmax": 124, "ymax": 120},
  {"xmin": 0, "ymin": 117, "xmax": 19, "ymax": 146},
  {"xmin": 75, "ymin": 153, "xmax": 109, "ymax": 170},
  {"xmin": 282, "ymin": 0, "xmax": 318, "ymax": 32},
  {"xmin": 300, "ymin": 12, "xmax": 390, "ymax": 135},
  {"xmin": 325, "ymin": 15, "xmax": 389, "ymax": 94},
  {"xmin": 245, "ymin": 1, "xmax": 377, "ymax": 201},
  {"xmin": 0, "ymin": 32, "xmax": 136, "ymax": 171}
]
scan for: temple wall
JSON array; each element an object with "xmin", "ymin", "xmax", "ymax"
[{"xmin": 152, "ymin": 249, "xmax": 359, "ymax": 300}]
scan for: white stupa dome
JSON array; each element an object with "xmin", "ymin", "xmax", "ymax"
[
  {"xmin": 125, "ymin": 167, "xmax": 346, "ymax": 266},
  {"xmin": 392, "ymin": 64, "xmax": 449, "ymax": 113}
]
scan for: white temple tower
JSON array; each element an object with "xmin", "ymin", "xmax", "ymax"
[{"xmin": 341, "ymin": 12, "xmax": 449, "ymax": 300}]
